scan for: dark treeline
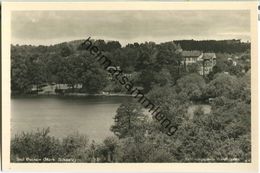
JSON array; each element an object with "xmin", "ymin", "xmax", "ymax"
[
  {"xmin": 11, "ymin": 39, "xmax": 251, "ymax": 95},
  {"xmin": 175, "ymin": 39, "xmax": 250, "ymax": 53}
]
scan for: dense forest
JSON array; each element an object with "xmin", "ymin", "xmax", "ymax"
[
  {"xmin": 11, "ymin": 39, "xmax": 251, "ymax": 162},
  {"xmin": 175, "ymin": 39, "xmax": 250, "ymax": 53},
  {"xmin": 11, "ymin": 39, "xmax": 250, "ymax": 95}
]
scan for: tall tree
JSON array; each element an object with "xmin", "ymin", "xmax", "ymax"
[{"xmin": 111, "ymin": 103, "xmax": 146, "ymax": 139}]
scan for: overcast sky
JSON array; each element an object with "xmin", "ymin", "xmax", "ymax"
[{"xmin": 12, "ymin": 10, "xmax": 250, "ymax": 46}]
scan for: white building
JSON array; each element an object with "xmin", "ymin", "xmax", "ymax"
[{"xmin": 181, "ymin": 50, "xmax": 216, "ymax": 76}]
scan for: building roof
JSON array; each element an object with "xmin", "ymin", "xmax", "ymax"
[
  {"xmin": 202, "ymin": 53, "xmax": 216, "ymax": 60},
  {"xmin": 181, "ymin": 50, "xmax": 202, "ymax": 57}
]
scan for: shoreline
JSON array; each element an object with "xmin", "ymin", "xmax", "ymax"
[
  {"xmin": 65, "ymin": 92, "xmax": 132, "ymax": 97},
  {"xmin": 11, "ymin": 92, "xmax": 133, "ymax": 97}
]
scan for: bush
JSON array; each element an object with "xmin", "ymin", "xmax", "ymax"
[
  {"xmin": 11, "ymin": 128, "xmax": 92, "ymax": 162},
  {"xmin": 11, "ymin": 128, "xmax": 61, "ymax": 162},
  {"xmin": 61, "ymin": 132, "xmax": 92, "ymax": 162}
]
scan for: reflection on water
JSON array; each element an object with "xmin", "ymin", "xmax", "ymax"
[{"xmin": 11, "ymin": 96, "xmax": 132, "ymax": 142}]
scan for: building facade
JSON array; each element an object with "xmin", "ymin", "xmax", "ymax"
[{"xmin": 181, "ymin": 50, "xmax": 216, "ymax": 76}]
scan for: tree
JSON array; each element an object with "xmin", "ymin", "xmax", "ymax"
[
  {"xmin": 26, "ymin": 55, "xmax": 47, "ymax": 92},
  {"xmin": 187, "ymin": 63, "xmax": 200, "ymax": 74},
  {"xmin": 174, "ymin": 40, "xmax": 250, "ymax": 53},
  {"xmin": 77, "ymin": 51, "xmax": 109, "ymax": 93},
  {"xmin": 61, "ymin": 132, "xmax": 92, "ymax": 162},
  {"xmin": 156, "ymin": 41, "xmax": 181, "ymax": 68},
  {"xmin": 156, "ymin": 42, "xmax": 183, "ymax": 79},
  {"xmin": 106, "ymin": 41, "xmax": 122, "ymax": 51},
  {"xmin": 205, "ymin": 73, "xmax": 240, "ymax": 99},
  {"xmin": 154, "ymin": 68, "xmax": 173, "ymax": 87},
  {"xmin": 148, "ymin": 85, "xmax": 190, "ymax": 134},
  {"xmin": 11, "ymin": 54, "xmax": 32, "ymax": 93},
  {"xmin": 11, "ymin": 128, "xmax": 61, "ymax": 162},
  {"xmin": 175, "ymin": 73, "xmax": 206, "ymax": 101},
  {"xmin": 229, "ymin": 64, "xmax": 243, "ymax": 77},
  {"xmin": 111, "ymin": 103, "xmax": 146, "ymax": 139},
  {"xmin": 60, "ymin": 43, "xmax": 74, "ymax": 57},
  {"xmin": 96, "ymin": 137, "xmax": 118, "ymax": 162}
]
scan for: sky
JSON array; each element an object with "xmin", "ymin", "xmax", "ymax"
[{"xmin": 12, "ymin": 10, "xmax": 250, "ymax": 46}]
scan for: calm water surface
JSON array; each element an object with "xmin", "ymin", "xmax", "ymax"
[{"xmin": 11, "ymin": 96, "xmax": 132, "ymax": 142}]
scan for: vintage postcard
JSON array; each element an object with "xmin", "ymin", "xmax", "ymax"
[{"xmin": 1, "ymin": 1, "xmax": 258, "ymax": 172}]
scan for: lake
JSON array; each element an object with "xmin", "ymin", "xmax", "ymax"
[
  {"xmin": 11, "ymin": 96, "xmax": 211, "ymax": 142},
  {"xmin": 11, "ymin": 96, "xmax": 133, "ymax": 142}
]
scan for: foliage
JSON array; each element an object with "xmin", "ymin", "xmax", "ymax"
[
  {"xmin": 61, "ymin": 132, "xmax": 92, "ymax": 162},
  {"xmin": 187, "ymin": 63, "xmax": 200, "ymax": 73},
  {"xmin": 11, "ymin": 128, "xmax": 95, "ymax": 162},
  {"xmin": 205, "ymin": 73, "xmax": 248, "ymax": 100},
  {"xmin": 11, "ymin": 38, "xmax": 251, "ymax": 163},
  {"xmin": 175, "ymin": 40, "xmax": 250, "ymax": 53},
  {"xmin": 110, "ymin": 103, "xmax": 147, "ymax": 138},
  {"xmin": 11, "ymin": 128, "xmax": 61, "ymax": 162},
  {"xmin": 96, "ymin": 136, "xmax": 119, "ymax": 162},
  {"xmin": 11, "ymin": 39, "xmax": 250, "ymax": 95},
  {"xmin": 175, "ymin": 73, "xmax": 206, "ymax": 101}
]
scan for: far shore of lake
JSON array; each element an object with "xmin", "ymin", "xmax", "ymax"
[
  {"xmin": 11, "ymin": 92, "xmax": 133, "ymax": 97},
  {"xmin": 65, "ymin": 92, "xmax": 132, "ymax": 97}
]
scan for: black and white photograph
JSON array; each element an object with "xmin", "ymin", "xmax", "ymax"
[{"xmin": 1, "ymin": 1, "xmax": 258, "ymax": 172}]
